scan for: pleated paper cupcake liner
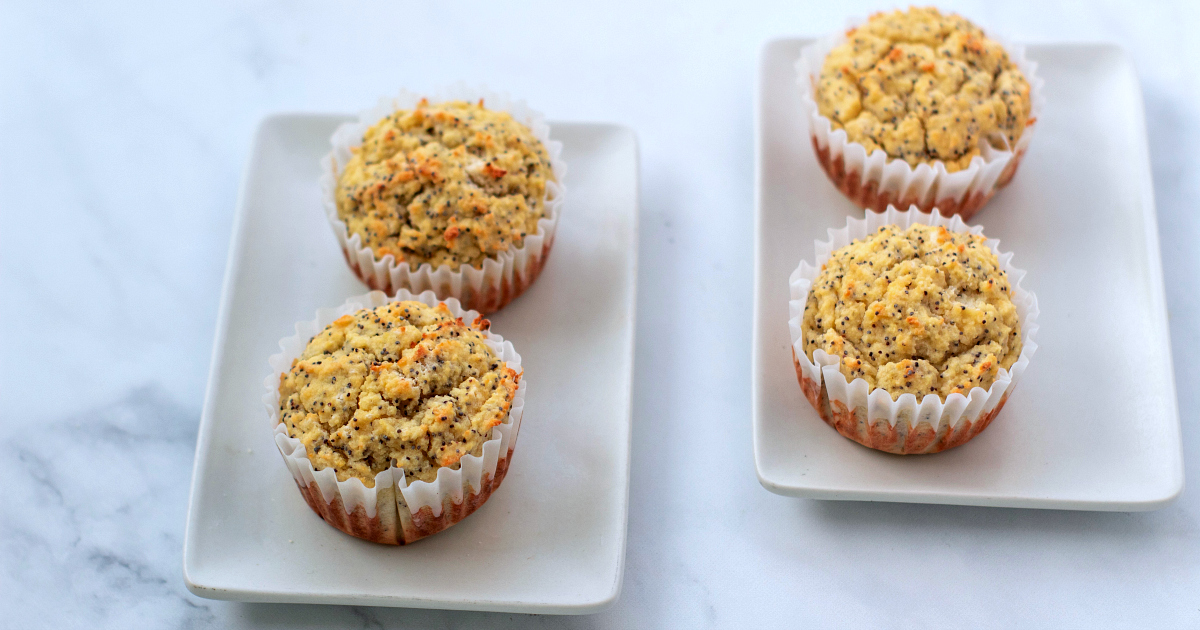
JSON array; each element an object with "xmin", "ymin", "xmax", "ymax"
[
  {"xmin": 795, "ymin": 19, "xmax": 1045, "ymax": 220},
  {"xmin": 265, "ymin": 289, "xmax": 526, "ymax": 544},
  {"xmin": 787, "ymin": 205, "xmax": 1040, "ymax": 454},
  {"xmin": 320, "ymin": 85, "xmax": 567, "ymax": 314}
]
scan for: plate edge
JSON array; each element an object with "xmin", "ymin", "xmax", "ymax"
[
  {"xmin": 182, "ymin": 114, "xmax": 286, "ymax": 584},
  {"xmin": 748, "ymin": 39, "xmax": 1186, "ymax": 506},
  {"xmin": 182, "ymin": 116, "xmax": 642, "ymax": 606}
]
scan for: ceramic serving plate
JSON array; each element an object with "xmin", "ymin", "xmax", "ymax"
[
  {"xmin": 183, "ymin": 115, "xmax": 639, "ymax": 612},
  {"xmin": 752, "ymin": 39, "xmax": 1183, "ymax": 510}
]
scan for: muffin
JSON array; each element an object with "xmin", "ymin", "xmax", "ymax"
[
  {"xmin": 269, "ymin": 290, "xmax": 525, "ymax": 544},
  {"xmin": 796, "ymin": 8, "xmax": 1043, "ymax": 219},
  {"xmin": 788, "ymin": 205, "xmax": 1038, "ymax": 454},
  {"xmin": 322, "ymin": 87, "xmax": 566, "ymax": 314}
]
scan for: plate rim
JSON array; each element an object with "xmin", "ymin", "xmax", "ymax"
[
  {"xmin": 750, "ymin": 38, "xmax": 1184, "ymax": 511},
  {"xmin": 182, "ymin": 114, "xmax": 640, "ymax": 613}
]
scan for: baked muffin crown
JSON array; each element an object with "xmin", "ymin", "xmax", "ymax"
[
  {"xmin": 278, "ymin": 300, "xmax": 520, "ymax": 485},
  {"xmin": 801, "ymin": 223, "xmax": 1022, "ymax": 400},
  {"xmin": 816, "ymin": 7, "xmax": 1033, "ymax": 172},
  {"xmin": 335, "ymin": 99, "xmax": 554, "ymax": 270}
]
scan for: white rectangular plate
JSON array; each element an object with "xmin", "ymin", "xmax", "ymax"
[
  {"xmin": 752, "ymin": 39, "xmax": 1183, "ymax": 510},
  {"xmin": 184, "ymin": 116, "xmax": 639, "ymax": 612}
]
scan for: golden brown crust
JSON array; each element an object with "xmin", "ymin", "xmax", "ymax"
[
  {"xmin": 335, "ymin": 100, "xmax": 554, "ymax": 270},
  {"xmin": 801, "ymin": 223, "xmax": 1021, "ymax": 401},
  {"xmin": 278, "ymin": 300, "xmax": 519, "ymax": 486},
  {"xmin": 816, "ymin": 7, "xmax": 1032, "ymax": 172}
]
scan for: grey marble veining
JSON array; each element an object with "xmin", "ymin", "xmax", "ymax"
[
  {"xmin": 1, "ymin": 386, "xmax": 215, "ymax": 627},
  {"xmin": 2, "ymin": 0, "xmax": 1200, "ymax": 627}
]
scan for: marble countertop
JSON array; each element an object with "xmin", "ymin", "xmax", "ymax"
[{"xmin": 3, "ymin": 0, "xmax": 1198, "ymax": 627}]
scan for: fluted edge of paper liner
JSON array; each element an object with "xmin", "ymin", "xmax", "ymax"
[
  {"xmin": 320, "ymin": 84, "xmax": 567, "ymax": 314},
  {"xmin": 264, "ymin": 289, "xmax": 525, "ymax": 544},
  {"xmin": 795, "ymin": 19, "xmax": 1045, "ymax": 220},
  {"xmin": 787, "ymin": 205, "xmax": 1039, "ymax": 454}
]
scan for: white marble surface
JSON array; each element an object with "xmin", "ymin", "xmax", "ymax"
[{"xmin": 2, "ymin": 0, "xmax": 1198, "ymax": 627}]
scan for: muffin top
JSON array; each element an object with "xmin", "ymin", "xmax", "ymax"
[
  {"xmin": 815, "ymin": 7, "xmax": 1033, "ymax": 172},
  {"xmin": 336, "ymin": 99, "xmax": 554, "ymax": 270},
  {"xmin": 802, "ymin": 223, "xmax": 1022, "ymax": 400},
  {"xmin": 278, "ymin": 301, "xmax": 520, "ymax": 486}
]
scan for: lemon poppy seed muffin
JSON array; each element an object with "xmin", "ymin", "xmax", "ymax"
[
  {"xmin": 816, "ymin": 7, "xmax": 1033, "ymax": 172},
  {"xmin": 801, "ymin": 223, "xmax": 1022, "ymax": 401},
  {"xmin": 335, "ymin": 99, "xmax": 554, "ymax": 271},
  {"xmin": 278, "ymin": 300, "xmax": 520, "ymax": 486}
]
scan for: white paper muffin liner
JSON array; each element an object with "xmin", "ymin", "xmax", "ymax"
[
  {"xmin": 788, "ymin": 205, "xmax": 1039, "ymax": 454},
  {"xmin": 265, "ymin": 289, "xmax": 525, "ymax": 544},
  {"xmin": 320, "ymin": 85, "xmax": 567, "ymax": 314},
  {"xmin": 795, "ymin": 16, "xmax": 1046, "ymax": 220}
]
